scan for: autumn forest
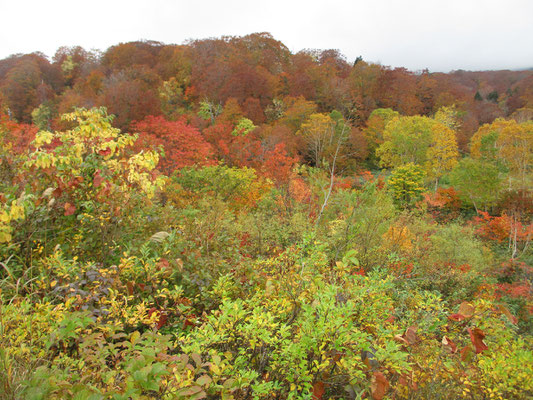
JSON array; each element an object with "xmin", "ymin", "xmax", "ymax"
[{"xmin": 0, "ymin": 33, "xmax": 532, "ymax": 399}]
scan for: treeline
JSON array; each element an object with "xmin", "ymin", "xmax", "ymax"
[{"xmin": 1, "ymin": 33, "xmax": 532, "ymax": 139}]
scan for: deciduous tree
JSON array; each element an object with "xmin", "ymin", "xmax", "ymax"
[{"xmin": 132, "ymin": 115, "xmax": 214, "ymax": 172}]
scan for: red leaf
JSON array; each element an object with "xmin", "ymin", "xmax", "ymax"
[
  {"xmin": 311, "ymin": 381, "xmax": 325, "ymax": 400},
  {"xmin": 370, "ymin": 371, "xmax": 389, "ymax": 400},
  {"xmin": 68, "ymin": 176, "xmax": 84, "ymax": 189},
  {"xmin": 468, "ymin": 327, "xmax": 488, "ymax": 354},
  {"xmin": 448, "ymin": 313, "xmax": 466, "ymax": 322},
  {"xmin": 157, "ymin": 258, "xmax": 170, "ymax": 270},
  {"xmin": 53, "ymin": 187, "xmax": 63, "ymax": 198},
  {"xmin": 183, "ymin": 314, "xmax": 197, "ymax": 329},
  {"xmin": 156, "ymin": 312, "xmax": 168, "ymax": 330},
  {"xmin": 98, "ymin": 147, "xmax": 111, "ymax": 156},
  {"xmin": 93, "ymin": 170, "xmax": 103, "ymax": 188},
  {"xmin": 64, "ymin": 202, "xmax": 76, "ymax": 216},
  {"xmin": 126, "ymin": 281, "xmax": 134, "ymax": 295}
]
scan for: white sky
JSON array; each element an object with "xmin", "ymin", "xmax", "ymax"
[{"xmin": 1, "ymin": 0, "xmax": 532, "ymax": 72}]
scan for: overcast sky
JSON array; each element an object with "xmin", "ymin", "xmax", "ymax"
[{"xmin": 1, "ymin": 0, "xmax": 532, "ymax": 72}]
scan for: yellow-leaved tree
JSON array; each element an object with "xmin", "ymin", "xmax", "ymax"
[
  {"xmin": 21, "ymin": 107, "xmax": 166, "ymax": 259},
  {"xmin": 377, "ymin": 115, "xmax": 459, "ymax": 189},
  {"xmin": 376, "ymin": 115, "xmax": 435, "ymax": 168},
  {"xmin": 470, "ymin": 118, "xmax": 532, "ymax": 191},
  {"xmin": 26, "ymin": 107, "xmax": 165, "ymax": 198},
  {"xmin": 426, "ymin": 123, "xmax": 459, "ymax": 190},
  {"xmin": 298, "ymin": 113, "xmax": 336, "ymax": 168}
]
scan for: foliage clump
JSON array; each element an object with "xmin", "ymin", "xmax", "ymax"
[{"xmin": 0, "ymin": 77, "xmax": 531, "ymax": 400}]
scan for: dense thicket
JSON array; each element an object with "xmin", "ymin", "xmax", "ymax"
[{"xmin": 0, "ymin": 33, "xmax": 532, "ymax": 399}]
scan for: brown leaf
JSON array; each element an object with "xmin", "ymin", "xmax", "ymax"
[
  {"xmin": 52, "ymin": 187, "xmax": 62, "ymax": 198},
  {"xmin": 404, "ymin": 326, "xmax": 418, "ymax": 345},
  {"xmin": 177, "ymin": 386, "xmax": 204, "ymax": 398},
  {"xmin": 460, "ymin": 345, "xmax": 474, "ymax": 363},
  {"xmin": 468, "ymin": 327, "xmax": 488, "ymax": 354},
  {"xmin": 191, "ymin": 353, "xmax": 202, "ymax": 367},
  {"xmin": 394, "ymin": 334, "xmax": 409, "ymax": 346},
  {"xmin": 64, "ymin": 202, "xmax": 76, "ymax": 216},
  {"xmin": 442, "ymin": 336, "xmax": 457, "ymax": 353},
  {"xmin": 196, "ymin": 374, "xmax": 212, "ymax": 387},
  {"xmin": 370, "ymin": 371, "xmax": 389, "ymax": 400},
  {"xmin": 223, "ymin": 378, "xmax": 236, "ymax": 389},
  {"xmin": 498, "ymin": 304, "xmax": 518, "ymax": 324},
  {"xmin": 176, "ymin": 258, "xmax": 184, "ymax": 272},
  {"xmin": 399, "ymin": 372, "xmax": 418, "ymax": 391},
  {"xmin": 150, "ymin": 231, "xmax": 170, "ymax": 243},
  {"xmin": 458, "ymin": 302, "xmax": 475, "ymax": 318}
]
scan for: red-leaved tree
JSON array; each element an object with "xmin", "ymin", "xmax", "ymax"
[{"xmin": 131, "ymin": 115, "xmax": 215, "ymax": 173}]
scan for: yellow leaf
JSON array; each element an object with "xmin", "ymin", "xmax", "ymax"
[
  {"xmin": 130, "ymin": 331, "xmax": 140, "ymax": 344},
  {"xmin": 0, "ymin": 210, "xmax": 9, "ymax": 223},
  {"xmin": 0, "ymin": 230, "xmax": 12, "ymax": 243},
  {"xmin": 9, "ymin": 204, "xmax": 25, "ymax": 220}
]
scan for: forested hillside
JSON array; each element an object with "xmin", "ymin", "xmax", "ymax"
[{"xmin": 0, "ymin": 33, "xmax": 532, "ymax": 399}]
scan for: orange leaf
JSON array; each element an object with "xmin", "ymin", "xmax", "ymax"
[
  {"xmin": 64, "ymin": 202, "xmax": 76, "ymax": 216},
  {"xmin": 311, "ymin": 381, "xmax": 325, "ymax": 400},
  {"xmin": 458, "ymin": 302, "xmax": 475, "ymax": 318},
  {"xmin": 370, "ymin": 371, "xmax": 389, "ymax": 400},
  {"xmin": 468, "ymin": 327, "xmax": 488, "ymax": 354}
]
